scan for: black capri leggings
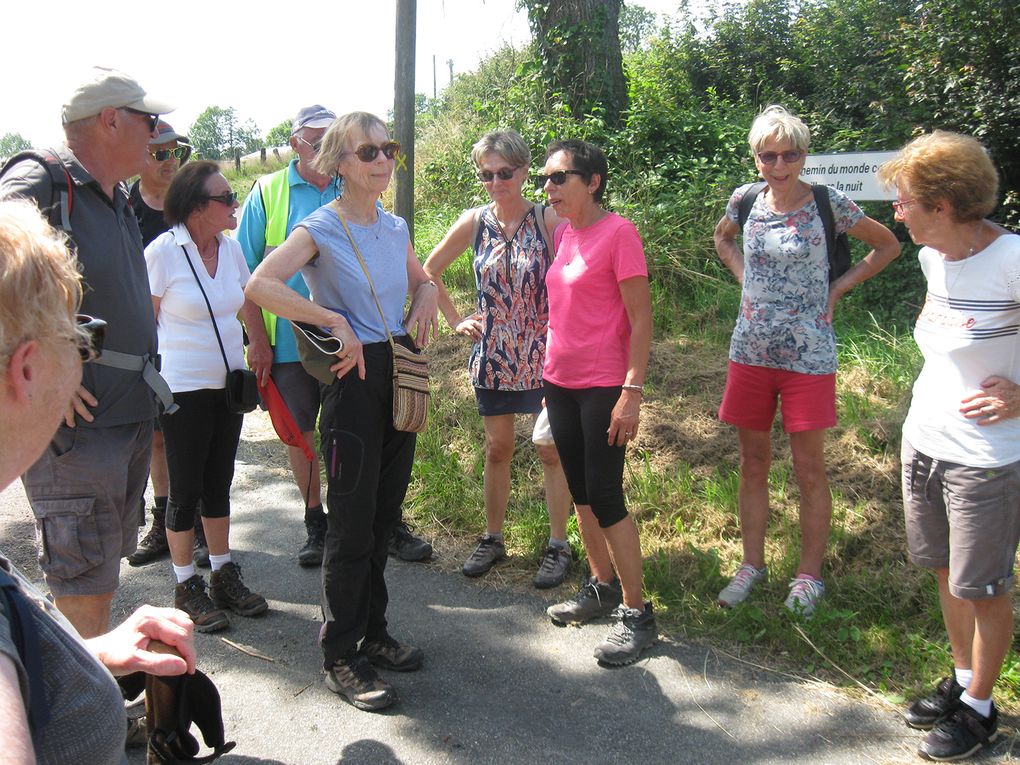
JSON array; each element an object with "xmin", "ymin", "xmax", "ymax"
[
  {"xmin": 159, "ymin": 388, "xmax": 243, "ymax": 532},
  {"xmin": 544, "ymin": 381, "xmax": 628, "ymax": 528}
]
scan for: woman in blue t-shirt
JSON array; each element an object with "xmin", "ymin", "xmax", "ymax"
[{"xmin": 245, "ymin": 112, "xmax": 438, "ymax": 713}]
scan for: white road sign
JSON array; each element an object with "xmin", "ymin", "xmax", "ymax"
[{"xmin": 801, "ymin": 151, "xmax": 898, "ymax": 201}]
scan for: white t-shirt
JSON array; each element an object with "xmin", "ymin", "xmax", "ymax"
[
  {"xmin": 146, "ymin": 225, "xmax": 251, "ymax": 393},
  {"xmin": 903, "ymin": 232, "xmax": 1020, "ymax": 467}
]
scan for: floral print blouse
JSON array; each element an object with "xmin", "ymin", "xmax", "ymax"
[
  {"xmin": 724, "ymin": 183, "xmax": 864, "ymax": 374},
  {"xmin": 468, "ymin": 203, "xmax": 553, "ymax": 391}
]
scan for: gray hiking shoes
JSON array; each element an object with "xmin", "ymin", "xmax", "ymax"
[
  {"xmin": 547, "ymin": 576, "xmax": 622, "ymax": 625},
  {"xmin": 593, "ymin": 602, "xmax": 658, "ymax": 666},
  {"xmin": 462, "ymin": 534, "xmax": 507, "ymax": 577},
  {"xmin": 533, "ymin": 545, "xmax": 572, "ymax": 589}
]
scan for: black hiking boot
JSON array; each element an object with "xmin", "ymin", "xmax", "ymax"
[
  {"xmin": 298, "ymin": 506, "xmax": 327, "ymax": 567},
  {"xmin": 127, "ymin": 507, "xmax": 169, "ymax": 566}
]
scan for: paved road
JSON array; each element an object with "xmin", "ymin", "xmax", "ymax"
[{"xmin": 1, "ymin": 422, "xmax": 1012, "ymax": 765}]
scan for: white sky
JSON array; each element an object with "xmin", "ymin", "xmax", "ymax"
[{"xmin": 2, "ymin": 0, "xmax": 686, "ymax": 147}]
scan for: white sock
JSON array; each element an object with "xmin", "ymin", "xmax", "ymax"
[
  {"xmin": 955, "ymin": 668, "xmax": 973, "ymax": 689},
  {"xmin": 173, "ymin": 562, "xmax": 197, "ymax": 583},
  {"xmin": 208, "ymin": 552, "xmax": 232, "ymax": 571},
  {"xmin": 960, "ymin": 691, "xmax": 992, "ymax": 718}
]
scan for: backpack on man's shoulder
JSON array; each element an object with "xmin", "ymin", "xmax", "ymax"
[
  {"xmin": 0, "ymin": 150, "xmax": 75, "ymax": 233},
  {"xmin": 736, "ymin": 181, "xmax": 851, "ymax": 282}
]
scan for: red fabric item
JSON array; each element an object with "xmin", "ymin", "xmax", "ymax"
[{"xmin": 258, "ymin": 376, "xmax": 315, "ymax": 461}]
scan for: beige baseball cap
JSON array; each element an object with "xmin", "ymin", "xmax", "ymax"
[{"xmin": 61, "ymin": 66, "xmax": 175, "ymax": 125}]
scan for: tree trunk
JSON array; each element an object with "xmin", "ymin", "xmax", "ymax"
[{"xmin": 525, "ymin": 0, "xmax": 628, "ymax": 124}]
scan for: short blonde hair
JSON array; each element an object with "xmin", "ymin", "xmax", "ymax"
[
  {"xmin": 0, "ymin": 200, "xmax": 83, "ymax": 373},
  {"xmin": 313, "ymin": 112, "xmax": 388, "ymax": 178},
  {"xmin": 877, "ymin": 130, "xmax": 999, "ymax": 222},
  {"xmin": 747, "ymin": 105, "xmax": 811, "ymax": 155},
  {"xmin": 471, "ymin": 130, "xmax": 531, "ymax": 169}
]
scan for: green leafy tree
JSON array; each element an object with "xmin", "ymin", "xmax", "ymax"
[
  {"xmin": 264, "ymin": 119, "xmax": 292, "ymax": 148},
  {"xmin": 0, "ymin": 132, "xmax": 32, "ymax": 158},
  {"xmin": 619, "ymin": 2, "xmax": 657, "ymax": 53},
  {"xmin": 189, "ymin": 106, "xmax": 262, "ymax": 160}
]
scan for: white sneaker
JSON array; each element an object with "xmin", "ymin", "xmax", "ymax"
[
  {"xmin": 717, "ymin": 563, "xmax": 768, "ymax": 607},
  {"xmin": 784, "ymin": 576, "xmax": 825, "ymax": 618}
]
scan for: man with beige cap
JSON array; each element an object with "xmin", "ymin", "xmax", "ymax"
[{"xmin": 0, "ymin": 66, "xmax": 175, "ymax": 638}]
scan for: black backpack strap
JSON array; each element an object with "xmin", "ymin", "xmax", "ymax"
[
  {"xmin": 0, "ymin": 568, "xmax": 50, "ymax": 731},
  {"xmin": 0, "ymin": 149, "xmax": 73, "ymax": 233},
  {"xmin": 811, "ymin": 184, "xmax": 836, "ymax": 260},
  {"xmin": 737, "ymin": 181, "xmax": 768, "ymax": 230}
]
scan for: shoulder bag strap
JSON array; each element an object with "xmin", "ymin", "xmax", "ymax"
[{"xmin": 180, "ymin": 244, "xmax": 232, "ymax": 375}]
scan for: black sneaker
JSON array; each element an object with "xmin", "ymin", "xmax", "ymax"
[
  {"xmin": 904, "ymin": 676, "xmax": 965, "ymax": 730},
  {"xmin": 546, "ymin": 576, "xmax": 622, "ymax": 625},
  {"xmin": 298, "ymin": 514, "xmax": 327, "ymax": 567},
  {"xmin": 194, "ymin": 522, "xmax": 210, "ymax": 568},
  {"xmin": 533, "ymin": 545, "xmax": 572, "ymax": 589},
  {"xmin": 360, "ymin": 634, "xmax": 424, "ymax": 672},
  {"xmin": 173, "ymin": 574, "xmax": 229, "ymax": 633},
  {"xmin": 593, "ymin": 602, "xmax": 658, "ymax": 666},
  {"xmin": 462, "ymin": 535, "xmax": 506, "ymax": 577},
  {"xmin": 325, "ymin": 653, "xmax": 397, "ymax": 711},
  {"xmin": 919, "ymin": 701, "xmax": 998, "ymax": 761},
  {"xmin": 389, "ymin": 521, "xmax": 433, "ymax": 562},
  {"xmin": 127, "ymin": 510, "xmax": 169, "ymax": 566},
  {"xmin": 209, "ymin": 562, "xmax": 269, "ymax": 617}
]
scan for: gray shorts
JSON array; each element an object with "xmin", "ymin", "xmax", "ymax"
[
  {"xmin": 22, "ymin": 421, "xmax": 153, "ymax": 597},
  {"xmin": 902, "ymin": 437, "xmax": 1020, "ymax": 600},
  {"xmin": 271, "ymin": 362, "xmax": 321, "ymax": 433}
]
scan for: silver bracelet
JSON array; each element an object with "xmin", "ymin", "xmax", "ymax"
[{"xmin": 621, "ymin": 384, "xmax": 644, "ymax": 393}]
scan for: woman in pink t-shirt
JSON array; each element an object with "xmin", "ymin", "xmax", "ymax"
[{"xmin": 539, "ymin": 139, "xmax": 656, "ymax": 666}]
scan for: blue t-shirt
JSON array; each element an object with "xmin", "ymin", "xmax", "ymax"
[
  {"xmin": 298, "ymin": 204, "xmax": 410, "ymax": 343},
  {"xmin": 236, "ymin": 160, "xmax": 342, "ymax": 363}
]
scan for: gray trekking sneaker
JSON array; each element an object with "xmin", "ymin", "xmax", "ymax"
[
  {"xmin": 462, "ymin": 535, "xmax": 506, "ymax": 577},
  {"xmin": 533, "ymin": 545, "xmax": 572, "ymax": 589},
  {"xmin": 360, "ymin": 633, "xmax": 424, "ymax": 672},
  {"xmin": 784, "ymin": 576, "xmax": 825, "ymax": 619},
  {"xmin": 718, "ymin": 563, "xmax": 768, "ymax": 607},
  {"xmin": 547, "ymin": 576, "xmax": 622, "ymax": 625},
  {"xmin": 593, "ymin": 602, "xmax": 658, "ymax": 666},
  {"xmin": 209, "ymin": 562, "xmax": 269, "ymax": 617},
  {"xmin": 173, "ymin": 574, "xmax": 228, "ymax": 633},
  {"xmin": 326, "ymin": 653, "xmax": 397, "ymax": 711}
]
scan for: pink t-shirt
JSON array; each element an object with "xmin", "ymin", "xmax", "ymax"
[{"xmin": 544, "ymin": 212, "xmax": 648, "ymax": 388}]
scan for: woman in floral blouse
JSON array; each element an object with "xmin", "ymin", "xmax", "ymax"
[
  {"xmin": 424, "ymin": 130, "xmax": 572, "ymax": 589},
  {"xmin": 712, "ymin": 105, "xmax": 899, "ymax": 617}
]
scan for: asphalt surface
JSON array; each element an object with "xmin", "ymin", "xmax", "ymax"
[{"xmin": 0, "ymin": 416, "xmax": 1013, "ymax": 765}]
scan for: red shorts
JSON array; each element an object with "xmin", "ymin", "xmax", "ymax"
[{"xmin": 718, "ymin": 361, "xmax": 836, "ymax": 433}]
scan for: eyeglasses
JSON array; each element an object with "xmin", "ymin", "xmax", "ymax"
[
  {"xmin": 123, "ymin": 108, "xmax": 159, "ymax": 132},
  {"xmin": 296, "ymin": 135, "xmax": 322, "ymax": 154},
  {"xmin": 293, "ymin": 321, "xmax": 344, "ymax": 355},
  {"xmin": 150, "ymin": 146, "xmax": 189, "ymax": 162},
  {"xmin": 343, "ymin": 141, "xmax": 401, "ymax": 163},
  {"xmin": 535, "ymin": 170, "xmax": 586, "ymax": 188},
  {"xmin": 204, "ymin": 191, "xmax": 238, "ymax": 206},
  {"xmin": 891, "ymin": 199, "xmax": 917, "ymax": 214},
  {"xmin": 75, "ymin": 314, "xmax": 106, "ymax": 362},
  {"xmin": 756, "ymin": 150, "xmax": 804, "ymax": 165},
  {"xmin": 477, "ymin": 167, "xmax": 518, "ymax": 183}
]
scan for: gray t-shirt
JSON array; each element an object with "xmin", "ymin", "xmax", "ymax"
[
  {"xmin": 0, "ymin": 147, "xmax": 158, "ymax": 426},
  {"xmin": 298, "ymin": 204, "xmax": 410, "ymax": 343},
  {"xmin": 0, "ymin": 554, "xmax": 127, "ymax": 765}
]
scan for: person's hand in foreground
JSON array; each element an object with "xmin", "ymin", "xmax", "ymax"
[{"xmin": 85, "ymin": 605, "xmax": 196, "ymax": 676}]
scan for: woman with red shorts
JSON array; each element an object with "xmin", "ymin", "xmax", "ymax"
[{"xmin": 712, "ymin": 105, "xmax": 899, "ymax": 617}]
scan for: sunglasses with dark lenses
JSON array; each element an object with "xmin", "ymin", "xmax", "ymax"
[
  {"xmin": 297, "ymin": 135, "xmax": 323, "ymax": 154},
  {"xmin": 76, "ymin": 314, "xmax": 106, "ymax": 362},
  {"xmin": 534, "ymin": 169, "xmax": 586, "ymax": 188},
  {"xmin": 756, "ymin": 150, "xmax": 804, "ymax": 165},
  {"xmin": 150, "ymin": 146, "xmax": 190, "ymax": 162},
  {"xmin": 347, "ymin": 141, "xmax": 401, "ymax": 163},
  {"xmin": 205, "ymin": 191, "xmax": 238, "ymax": 206},
  {"xmin": 293, "ymin": 321, "xmax": 345, "ymax": 355},
  {"xmin": 477, "ymin": 167, "xmax": 518, "ymax": 183},
  {"xmin": 124, "ymin": 108, "xmax": 159, "ymax": 132}
]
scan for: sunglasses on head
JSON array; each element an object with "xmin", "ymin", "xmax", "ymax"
[
  {"xmin": 150, "ymin": 146, "xmax": 189, "ymax": 162},
  {"xmin": 124, "ymin": 108, "xmax": 159, "ymax": 132},
  {"xmin": 293, "ymin": 321, "xmax": 345, "ymax": 355},
  {"xmin": 76, "ymin": 314, "xmax": 106, "ymax": 362},
  {"xmin": 345, "ymin": 141, "xmax": 401, "ymax": 163},
  {"xmin": 204, "ymin": 191, "xmax": 238, "ymax": 206},
  {"xmin": 477, "ymin": 167, "xmax": 518, "ymax": 183},
  {"xmin": 534, "ymin": 169, "xmax": 586, "ymax": 188},
  {"xmin": 756, "ymin": 150, "xmax": 804, "ymax": 165}
]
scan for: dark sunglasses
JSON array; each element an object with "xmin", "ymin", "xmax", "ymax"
[
  {"xmin": 296, "ymin": 135, "xmax": 322, "ymax": 154},
  {"xmin": 150, "ymin": 146, "xmax": 190, "ymax": 162},
  {"xmin": 477, "ymin": 167, "xmax": 518, "ymax": 183},
  {"xmin": 534, "ymin": 170, "xmax": 586, "ymax": 188},
  {"xmin": 345, "ymin": 141, "xmax": 401, "ymax": 163},
  {"xmin": 124, "ymin": 108, "xmax": 159, "ymax": 132},
  {"xmin": 76, "ymin": 314, "xmax": 106, "ymax": 362},
  {"xmin": 293, "ymin": 321, "xmax": 345, "ymax": 355},
  {"xmin": 204, "ymin": 191, "xmax": 238, "ymax": 206},
  {"xmin": 757, "ymin": 150, "xmax": 804, "ymax": 165}
]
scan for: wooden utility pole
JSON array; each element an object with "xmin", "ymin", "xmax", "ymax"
[{"xmin": 394, "ymin": 0, "xmax": 416, "ymax": 244}]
